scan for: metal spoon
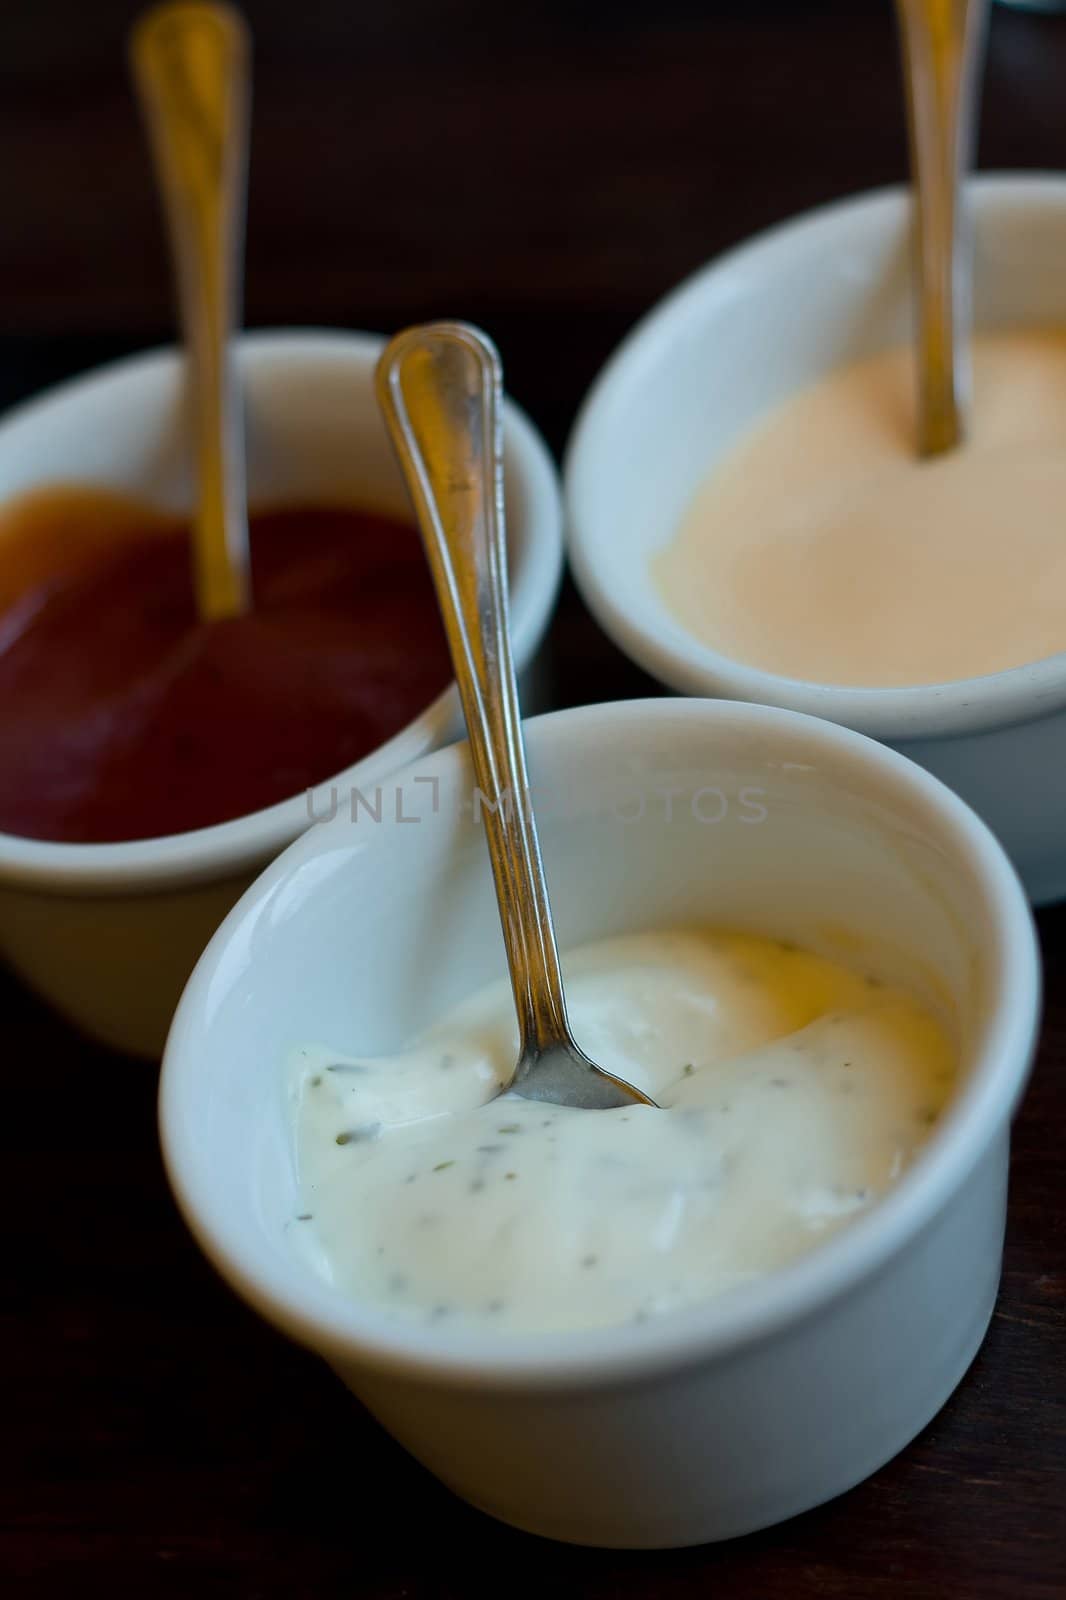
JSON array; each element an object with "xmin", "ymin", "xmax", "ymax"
[
  {"xmin": 130, "ymin": 1, "xmax": 251, "ymax": 620},
  {"xmin": 895, "ymin": 0, "xmax": 988, "ymax": 457},
  {"xmin": 376, "ymin": 323, "xmax": 655, "ymax": 1112}
]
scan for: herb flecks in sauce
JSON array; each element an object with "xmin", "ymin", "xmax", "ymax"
[
  {"xmin": 335, "ymin": 1122, "xmax": 381, "ymax": 1146},
  {"xmin": 292, "ymin": 929, "xmax": 957, "ymax": 1335}
]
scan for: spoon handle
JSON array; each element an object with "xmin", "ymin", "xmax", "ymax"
[
  {"xmin": 895, "ymin": 0, "xmax": 988, "ymax": 457},
  {"xmin": 375, "ymin": 324, "xmax": 571, "ymax": 1062},
  {"xmin": 131, "ymin": 1, "xmax": 251, "ymax": 620}
]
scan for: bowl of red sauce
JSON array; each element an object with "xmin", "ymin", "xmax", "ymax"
[{"xmin": 0, "ymin": 329, "xmax": 563, "ymax": 1055}]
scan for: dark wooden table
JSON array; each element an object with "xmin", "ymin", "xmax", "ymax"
[{"xmin": 4, "ymin": 2, "xmax": 1065, "ymax": 1594}]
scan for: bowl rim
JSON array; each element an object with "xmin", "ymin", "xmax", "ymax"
[
  {"xmin": 158, "ymin": 696, "xmax": 1041, "ymax": 1393},
  {"xmin": 564, "ymin": 171, "xmax": 1066, "ymax": 743},
  {"xmin": 0, "ymin": 327, "xmax": 564, "ymax": 894}
]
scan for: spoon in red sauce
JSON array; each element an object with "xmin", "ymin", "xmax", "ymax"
[
  {"xmin": 0, "ymin": 3, "xmax": 455, "ymax": 846},
  {"xmin": 130, "ymin": 0, "xmax": 252, "ymax": 620}
]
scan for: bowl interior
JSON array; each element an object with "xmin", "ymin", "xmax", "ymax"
[
  {"xmin": 566, "ymin": 178, "xmax": 1066, "ymax": 697},
  {"xmin": 161, "ymin": 700, "xmax": 1031, "ymax": 1374}
]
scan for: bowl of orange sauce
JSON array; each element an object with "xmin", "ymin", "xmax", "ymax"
[
  {"xmin": 565, "ymin": 175, "xmax": 1066, "ymax": 905},
  {"xmin": 0, "ymin": 329, "xmax": 562, "ymax": 1054}
]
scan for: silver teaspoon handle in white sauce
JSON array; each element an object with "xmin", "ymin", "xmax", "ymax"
[
  {"xmin": 375, "ymin": 324, "xmax": 567, "ymax": 1057},
  {"xmin": 895, "ymin": 0, "xmax": 988, "ymax": 457},
  {"xmin": 130, "ymin": 1, "xmax": 251, "ymax": 620},
  {"xmin": 376, "ymin": 324, "xmax": 653, "ymax": 1110}
]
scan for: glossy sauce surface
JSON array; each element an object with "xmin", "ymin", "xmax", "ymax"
[
  {"xmin": 291, "ymin": 930, "xmax": 956, "ymax": 1334},
  {"xmin": 0, "ymin": 488, "xmax": 451, "ymax": 841},
  {"xmin": 655, "ymin": 331, "xmax": 1066, "ymax": 687}
]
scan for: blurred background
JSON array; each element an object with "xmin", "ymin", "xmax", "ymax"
[{"xmin": 5, "ymin": 0, "xmax": 1066, "ymax": 452}]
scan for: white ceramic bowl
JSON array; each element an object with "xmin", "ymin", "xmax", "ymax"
[
  {"xmin": 565, "ymin": 174, "xmax": 1066, "ymax": 905},
  {"xmin": 160, "ymin": 697, "xmax": 1038, "ymax": 1549},
  {"xmin": 0, "ymin": 330, "xmax": 562, "ymax": 1055}
]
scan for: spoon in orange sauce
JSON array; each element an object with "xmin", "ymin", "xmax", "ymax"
[{"xmin": 894, "ymin": 0, "xmax": 987, "ymax": 457}]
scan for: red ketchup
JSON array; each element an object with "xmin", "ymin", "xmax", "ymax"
[{"xmin": 0, "ymin": 489, "xmax": 452, "ymax": 842}]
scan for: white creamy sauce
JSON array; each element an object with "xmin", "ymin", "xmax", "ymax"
[
  {"xmin": 290, "ymin": 930, "xmax": 955, "ymax": 1333},
  {"xmin": 655, "ymin": 331, "xmax": 1066, "ymax": 686}
]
